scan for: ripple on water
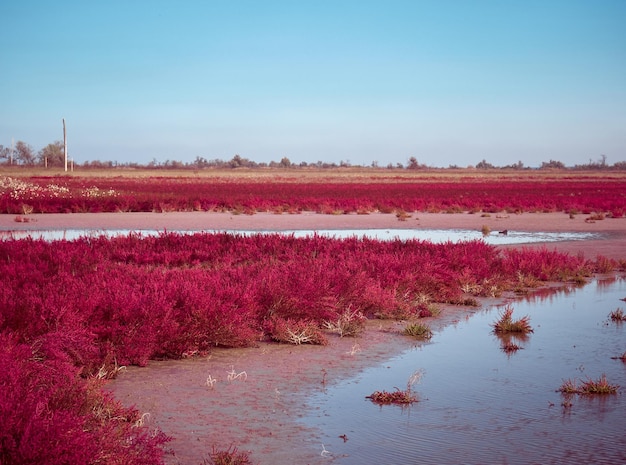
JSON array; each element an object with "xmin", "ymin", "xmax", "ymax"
[{"xmin": 304, "ymin": 277, "xmax": 626, "ymax": 465}]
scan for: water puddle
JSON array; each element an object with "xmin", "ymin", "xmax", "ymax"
[
  {"xmin": 0, "ymin": 228, "xmax": 598, "ymax": 245},
  {"xmin": 304, "ymin": 276, "xmax": 626, "ymax": 464}
]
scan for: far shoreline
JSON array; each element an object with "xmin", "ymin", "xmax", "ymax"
[{"xmin": 2, "ymin": 210, "xmax": 625, "ymax": 261}]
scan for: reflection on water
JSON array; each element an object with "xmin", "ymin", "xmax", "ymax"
[
  {"xmin": 0, "ymin": 228, "xmax": 598, "ymax": 245},
  {"xmin": 304, "ymin": 277, "xmax": 626, "ymax": 465}
]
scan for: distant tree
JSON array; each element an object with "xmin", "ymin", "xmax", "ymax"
[
  {"xmin": 574, "ymin": 155, "xmax": 611, "ymax": 170},
  {"xmin": 192, "ymin": 156, "xmax": 208, "ymax": 168},
  {"xmin": 38, "ymin": 141, "xmax": 65, "ymax": 167},
  {"xmin": 82, "ymin": 159, "xmax": 114, "ymax": 169},
  {"xmin": 371, "ymin": 160, "xmax": 379, "ymax": 168},
  {"xmin": 207, "ymin": 158, "xmax": 226, "ymax": 168},
  {"xmin": 229, "ymin": 154, "xmax": 245, "ymax": 168},
  {"xmin": 503, "ymin": 160, "xmax": 524, "ymax": 170},
  {"xmin": 15, "ymin": 141, "xmax": 35, "ymax": 165},
  {"xmin": 0, "ymin": 145, "xmax": 12, "ymax": 164},
  {"xmin": 229, "ymin": 154, "xmax": 257, "ymax": 168},
  {"xmin": 279, "ymin": 157, "xmax": 292, "ymax": 168},
  {"xmin": 406, "ymin": 157, "xmax": 426, "ymax": 170},
  {"xmin": 165, "ymin": 160, "xmax": 184, "ymax": 169},
  {"xmin": 540, "ymin": 159, "xmax": 566, "ymax": 169},
  {"xmin": 475, "ymin": 159, "xmax": 495, "ymax": 169}
]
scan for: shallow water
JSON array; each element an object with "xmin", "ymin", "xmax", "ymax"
[
  {"xmin": 304, "ymin": 276, "xmax": 626, "ymax": 464},
  {"xmin": 0, "ymin": 227, "xmax": 598, "ymax": 245}
]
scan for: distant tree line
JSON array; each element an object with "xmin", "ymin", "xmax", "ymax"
[
  {"xmin": 0, "ymin": 141, "xmax": 65, "ymax": 168},
  {"xmin": 1, "ymin": 140, "xmax": 625, "ymax": 171}
]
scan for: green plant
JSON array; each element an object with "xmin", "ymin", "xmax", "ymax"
[
  {"xmin": 558, "ymin": 374, "xmax": 619, "ymax": 395},
  {"xmin": 492, "ymin": 305, "xmax": 533, "ymax": 334},
  {"xmin": 404, "ymin": 322, "xmax": 433, "ymax": 340}
]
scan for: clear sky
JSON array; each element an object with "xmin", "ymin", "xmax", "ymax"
[{"xmin": 1, "ymin": 0, "xmax": 625, "ymax": 167}]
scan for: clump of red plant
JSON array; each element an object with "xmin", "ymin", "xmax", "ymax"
[
  {"xmin": 205, "ymin": 444, "xmax": 254, "ymax": 465},
  {"xmin": 609, "ymin": 308, "xmax": 626, "ymax": 322},
  {"xmin": 0, "ymin": 334, "xmax": 170, "ymax": 465},
  {"xmin": 366, "ymin": 389, "xmax": 417, "ymax": 405},
  {"xmin": 500, "ymin": 340, "xmax": 522, "ymax": 354},
  {"xmin": 492, "ymin": 305, "xmax": 534, "ymax": 334},
  {"xmin": 558, "ymin": 374, "xmax": 619, "ymax": 395},
  {"xmin": 367, "ymin": 370, "xmax": 423, "ymax": 405}
]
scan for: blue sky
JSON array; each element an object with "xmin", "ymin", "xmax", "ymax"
[{"xmin": 1, "ymin": 0, "xmax": 625, "ymax": 167}]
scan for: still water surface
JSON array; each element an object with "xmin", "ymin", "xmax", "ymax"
[
  {"xmin": 0, "ymin": 228, "xmax": 597, "ymax": 245},
  {"xmin": 304, "ymin": 276, "xmax": 626, "ymax": 465}
]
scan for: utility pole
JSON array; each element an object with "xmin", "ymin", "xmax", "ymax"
[{"xmin": 63, "ymin": 118, "xmax": 68, "ymax": 172}]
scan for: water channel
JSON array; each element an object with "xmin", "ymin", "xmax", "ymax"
[
  {"xmin": 304, "ymin": 276, "xmax": 626, "ymax": 465},
  {"xmin": 0, "ymin": 228, "xmax": 598, "ymax": 245}
]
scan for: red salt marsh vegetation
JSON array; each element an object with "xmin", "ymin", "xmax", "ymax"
[
  {"xmin": 1, "ymin": 169, "xmax": 625, "ymax": 464},
  {"xmin": 0, "ymin": 231, "xmax": 622, "ymax": 464},
  {"xmin": 1, "ymin": 169, "xmax": 625, "ymax": 216}
]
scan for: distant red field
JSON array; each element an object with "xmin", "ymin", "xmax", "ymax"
[{"xmin": 1, "ymin": 169, "xmax": 625, "ymax": 216}]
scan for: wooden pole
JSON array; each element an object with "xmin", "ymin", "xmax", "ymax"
[{"xmin": 63, "ymin": 118, "xmax": 67, "ymax": 172}]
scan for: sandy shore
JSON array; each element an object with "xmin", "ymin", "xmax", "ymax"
[{"xmin": 2, "ymin": 210, "xmax": 625, "ymax": 260}]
